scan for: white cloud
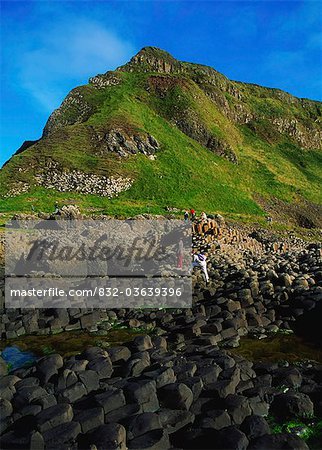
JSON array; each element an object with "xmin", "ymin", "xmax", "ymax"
[{"xmin": 19, "ymin": 19, "xmax": 135, "ymax": 111}]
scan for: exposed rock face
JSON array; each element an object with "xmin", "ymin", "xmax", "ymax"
[
  {"xmin": 43, "ymin": 73, "xmax": 122, "ymax": 137},
  {"xmin": 118, "ymin": 46, "xmax": 182, "ymax": 74},
  {"xmin": 173, "ymin": 109, "xmax": 238, "ymax": 163},
  {"xmin": 270, "ymin": 117, "xmax": 322, "ymax": 150},
  {"xmin": 92, "ymin": 129, "xmax": 160, "ymax": 157},
  {"xmin": 146, "ymin": 74, "xmax": 238, "ymax": 163},
  {"xmin": 89, "ymin": 72, "xmax": 121, "ymax": 89},
  {"xmin": 43, "ymin": 88, "xmax": 94, "ymax": 137},
  {"xmin": 55, "ymin": 205, "xmax": 83, "ymax": 220}
]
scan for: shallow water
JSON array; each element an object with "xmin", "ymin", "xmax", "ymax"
[
  {"xmin": 1, "ymin": 346, "xmax": 37, "ymax": 371},
  {"xmin": 229, "ymin": 334, "xmax": 322, "ymax": 363},
  {"xmin": 0, "ymin": 328, "xmax": 144, "ymax": 370},
  {"xmin": 2, "ymin": 330, "xmax": 322, "ymax": 373}
]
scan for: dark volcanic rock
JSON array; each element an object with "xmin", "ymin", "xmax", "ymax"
[
  {"xmin": 158, "ymin": 408, "xmax": 195, "ymax": 434},
  {"xmin": 87, "ymin": 423, "xmax": 127, "ymax": 450},
  {"xmin": 36, "ymin": 403, "xmax": 73, "ymax": 433},
  {"xmin": 94, "ymin": 387, "xmax": 126, "ymax": 414},
  {"xmin": 36, "ymin": 354, "xmax": 63, "ymax": 384},
  {"xmin": 158, "ymin": 383, "xmax": 193, "ymax": 411},
  {"xmin": 128, "ymin": 428, "xmax": 170, "ymax": 450},
  {"xmin": 125, "ymin": 412, "xmax": 161, "ymax": 440},
  {"xmin": 124, "ymin": 380, "xmax": 159, "ymax": 412},
  {"xmin": 43, "ymin": 421, "xmax": 81, "ymax": 449},
  {"xmin": 1, "ymin": 227, "xmax": 322, "ymax": 450},
  {"xmin": 249, "ymin": 433, "xmax": 309, "ymax": 449},
  {"xmin": 87, "ymin": 356, "xmax": 113, "ymax": 379},
  {"xmin": 73, "ymin": 406, "xmax": 104, "ymax": 434},
  {"xmin": 215, "ymin": 426, "xmax": 249, "ymax": 450},
  {"xmin": 270, "ymin": 392, "xmax": 314, "ymax": 419},
  {"xmin": 240, "ymin": 415, "xmax": 271, "ymax": 440}
]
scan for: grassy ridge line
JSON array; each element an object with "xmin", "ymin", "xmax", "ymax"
[{"xmin": 0, "ymin": 69, "xmax": 321, "ymax": 218}]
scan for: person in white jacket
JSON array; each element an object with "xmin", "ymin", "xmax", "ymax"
[
  {"xmin": 200, "ymin": 211, "xmax": 207, "ymax": 222},
  {"xmin": 192, "ymin": 253, "xmax": 209, "ymax": 283}
]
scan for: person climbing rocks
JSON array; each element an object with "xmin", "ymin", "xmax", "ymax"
[
  {"xmin": 184, "ymin": 210, "xmax": 189, "ymax": 222},
  {"xmin": 53, "ymin": 202, "xmax": 59, "ymax": 214},
  {"xmin": 192, "ymin": 252, "xmax": 209, "ymax": 283},
  {"xmin": 190, "ymin": 209, "xmax": 196, "ymax": 220},
  {"xmin": 201, "ymin": 211, "xmax": 207, "ymax": 222},
  {"xmin": 177, "ymin": 238, "xmax": 184, "ymax": 269}
]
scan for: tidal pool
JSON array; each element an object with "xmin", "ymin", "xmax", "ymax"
[
  {"xmin": 1, "ymin": 346, "xmax": 37, "ymax": 371},
  {"xmin": 229, "ymin": 333, "xmax": 322, "ymax": 363},
  {"xmin": 0, "ymin": 328, "xmax": 144, "ymax": 370}
]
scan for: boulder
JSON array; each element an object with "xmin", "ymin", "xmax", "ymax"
[
  {"xmin": 88, "ymin": 423, "xmax": 127, "ymax": 450},
  {"xmin": 224, "ymin": 394, "xmax": 252, "ymax": 425},
  {"xmin": 204, "ymin": 409, "xmax": 231, "ymax": 430},
  {"xmin": 270, "ymin": 392, "xmax": 314, "ymax": 419},
  {"xmin": 131, "ymin": 335, "xmax": 153, "ymax": 352},
  {"xmin": 158, "ymin": 383, "xmax": 193, "ymax": 411},
  {"xmin": 36, "ymin": 354, "xmax": 63, "ymax": 383},
  {"xmin": 36, "ymin": 403, "xmax": 73, "ymax": 433},
  {"xmin": 95, "ymin": 387, "xmax": 126, "ymax": 414},
  {"xmin": 249, "ymin": 433, "xmax": 309, "ymax": 449},
  {"xmin": 87, "ymin": 356, "xmax": 113, "ymax": 379},
  {"xmin": 73, "ymin": 407, "xmax": 104, "ymax": 433},
  {"xmin": 58, "ymin": 382, "xmax": 87, "ymax": 403},
  {"xmin": 126, "ymin": 412, "xmax": 161, "ymax": 439},
  {"xmin": 240, "ymin": 415, "xmax": 271, "ymax": 440},
  {"xmin": 128, "ymin": 428, "xmax": 170, "ymax": 450},
  {"xmin": 42, "ymin": 421, "xmax": 81, "ymax": 449},
  {"xmin": 158, "ymin": 409, "xmax": 195, "ymax": 434},
  {"xmin": 215, "ymin": 426, "xmax": 249, "ymax": 450},
  {"xmin": 78, "ymin": 370, "xmax": 100, "ymax": 394},
  {"xmin": 124, "ymin": 380, "xmax": 159, "ymax": 413},
  {"xmin": 0, "ymin": 398, "xmax": 13, "ymax": 419},
  {"xmin": 107, "ymin": 346, "xmax": 131, "ymax": 363}
]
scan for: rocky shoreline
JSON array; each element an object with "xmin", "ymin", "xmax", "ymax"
[{"xmin": 0, "ymin": 223, "xmax": 322, "ymax": 449}]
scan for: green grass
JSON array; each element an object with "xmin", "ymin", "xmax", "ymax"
[
  {"xmin": 1, "ymin": 63, "xmax": 321, "ymax": 221},
  {"xmin": 268, "ymin": 416, "xmax": 322, "ymax": 449}
]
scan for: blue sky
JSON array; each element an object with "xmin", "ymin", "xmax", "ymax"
[{"xmin": 1, "ymin": 0, "xmax": 321, "ymax": 167}]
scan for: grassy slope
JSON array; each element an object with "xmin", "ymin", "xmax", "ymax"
[{"xmin": 0, "ymin": 69, "xmax": 321, "ymax": 220}]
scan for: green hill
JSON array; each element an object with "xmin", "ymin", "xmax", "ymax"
[{"xmin": 1, "ymin": 47, "xmax": 321, "ymax": 225}]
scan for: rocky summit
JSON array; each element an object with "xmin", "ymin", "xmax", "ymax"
[{"xmin": 1, "ymin": 47, "xmax": 321, "ymax": 226}]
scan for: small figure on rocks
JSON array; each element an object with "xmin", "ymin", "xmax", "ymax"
[
  {"xmin": 190, "ymin": 209, "xmax": 196, "ymax": 220},
  {"xmin": 53, "ymin": 202, "xmax": 59, "ymax": 214},
  {"xmin": 200, "ymin": 211, "xmax": 207, "ymax": 222},
  {"xmin": 184, "ymin": 210, "xmax": 189, "ymax": 222},
  {"xmin": 192, "ymin": 252, "xmax": 209, "ymax": 283}
]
